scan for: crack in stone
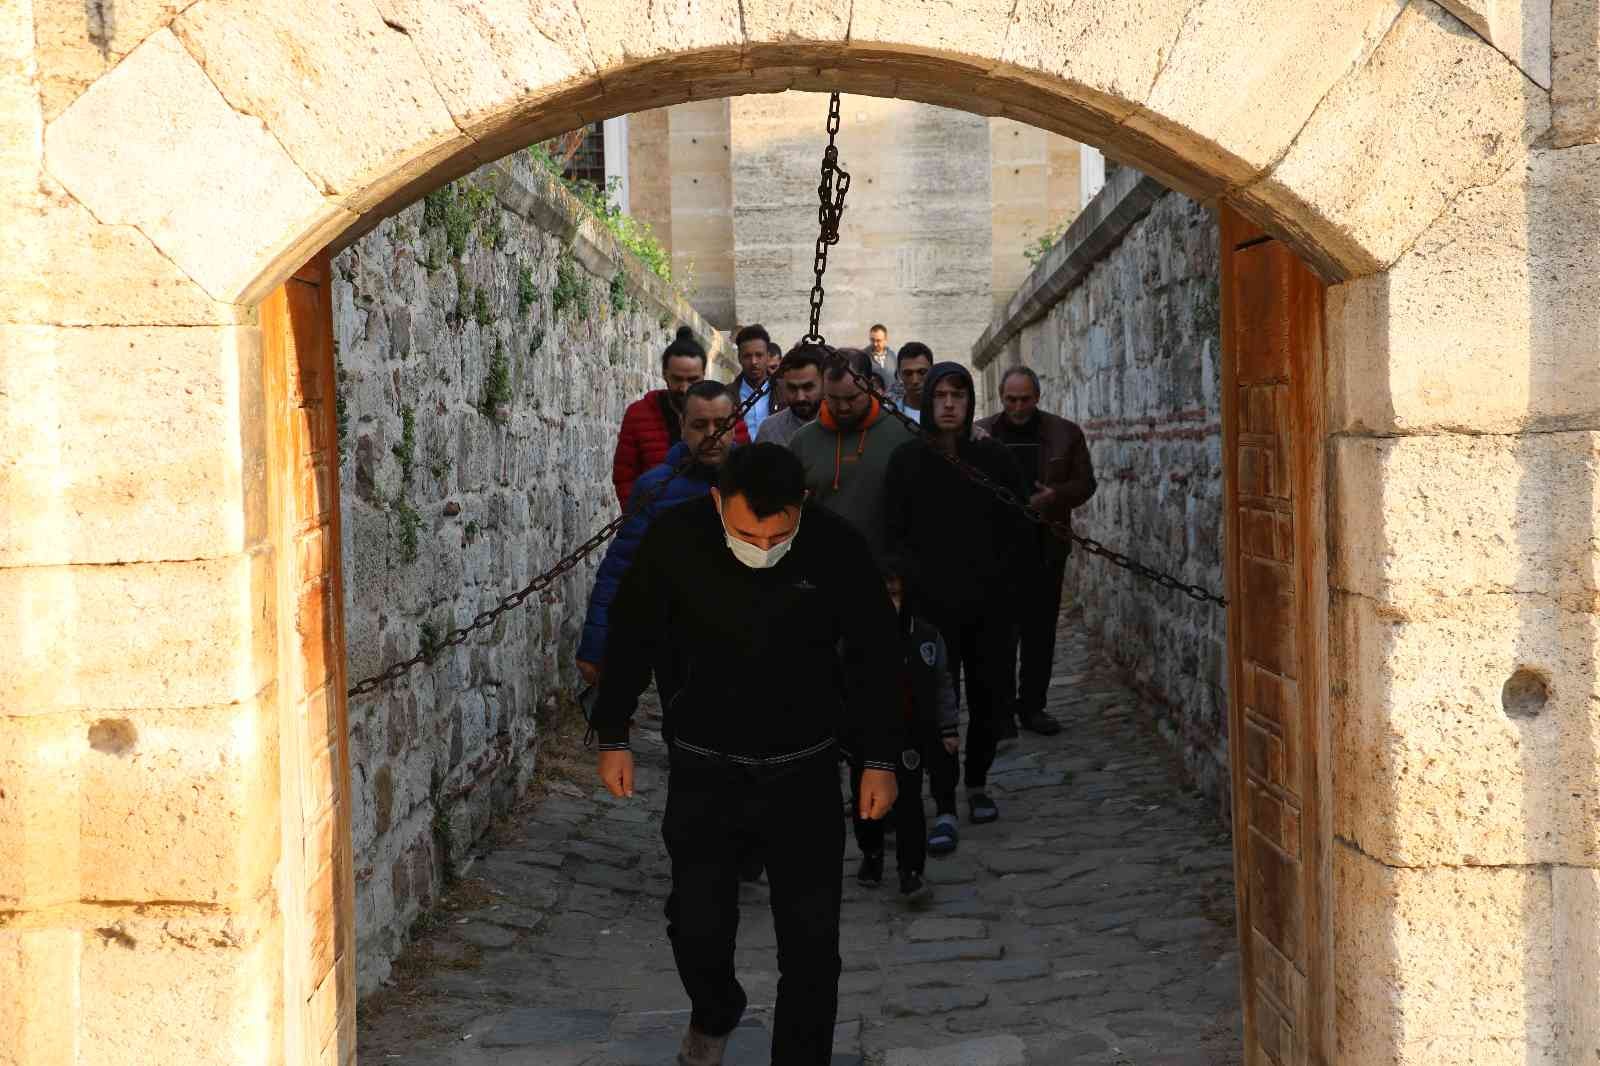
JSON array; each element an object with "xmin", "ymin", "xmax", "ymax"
[
  {"xmin": 1336, "ymin": 834, "xmax": 1600, "ymax": 872},
  {"xmin": 1386, "ymin": 146, "xmax": 1526, "ymax": 268}
]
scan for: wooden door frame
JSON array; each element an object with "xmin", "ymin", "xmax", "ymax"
[{"xmin": 1219, "ymin": 204, "xmax": 1333, "ymax": 1065}]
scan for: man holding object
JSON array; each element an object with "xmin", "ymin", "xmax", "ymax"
[{"xmin": 593, "ymin": 443, "xmax": 901, "ymax": 1066}]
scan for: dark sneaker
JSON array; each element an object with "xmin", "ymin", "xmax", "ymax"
[
  {"xmin": 677, "ymin": 1024, "xmax": 731, "ymax": 1066},
  {"xmin": 927, "ymin": 815, "xmax": 959, "ymax": 856},
  {"xmin": 899, "ymin": 870, "xmax": 931, "ymax": 902},
  {"xmin": 857, "ymin": 851, "xmax": 885, "ymax": 886},
  {"xmin": 968, "ymin": 791, "xmax": 999, "ymax": 824},
  {"xmin": 1019, "ymin": 709, "xmax": 1062, "ymax": 736}
]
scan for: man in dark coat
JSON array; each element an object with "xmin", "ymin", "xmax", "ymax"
[
  {"xmin": 577, "ymin": 381, "xmax": 738, "ymax": 684},
  {"xmin": 976, "ymin": 365, "xmax": 1097, "ymax": 736},
  {"xmin": 885, "ymin": 362, "xmax": 1035, "ymax": 848},
  {"xmin": 593, "ymin": 443, "xmax": 900, "ymax": 1066}
]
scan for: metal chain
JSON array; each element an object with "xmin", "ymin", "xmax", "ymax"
[
  {"xmin": 349, "ymin": 90, "xmax": 1220, "ymax": 700},
  {"xmin": 347, "ymin": 369, "xmax": 776, "ymax": 699},
  {"xmin": 802, "ymin": 93, "xmax": 850, "ymax": 346}
]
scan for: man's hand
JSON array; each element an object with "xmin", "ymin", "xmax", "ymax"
[
  {"xmin": 942, "ymin": 736, "xmax": 960, "ymax": 755},
  {"xmin": 858, "ymin": 768, "xmax": 898, "ymax": 820},
  {"xmin": 1028, "ymin": 481, "xmax": 1057, "ymax": 511},
  {"xmin": 577, "ymin": 660, "xmax": 601, "ymax": 686},
  {"xmin": 598, "ymin": 749, "xmax": 634, "ymax": 798}
]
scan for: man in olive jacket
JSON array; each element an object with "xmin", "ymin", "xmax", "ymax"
[{"xmin": 976, "ymin": 365, "xmax": 1097, "ymax": 737}]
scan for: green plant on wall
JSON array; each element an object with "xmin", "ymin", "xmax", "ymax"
[
  {"xmin": 609, "ymin": 271, "xmax": 637, "ymax": 314},
  {"xmin": 552, "ymin": 253, "xmax": 589, "ymax": 317},
  {"xmin": 517, "ymin": 264, "xmax": 536, "ymax": 316},
  {"xmin": 482, "ymin": 337, "xmax": 512, "ymax": 419},
  {"xmin": 392, "ymin": 404, "xmax": 416, "ymax": 485},
  {"xmin": 525, "ymin": 144, "xmax": 674, "ymax": 286},
  {"xmin": 393, "ymin": 495, "xmax": 422, "ymax": 563}
]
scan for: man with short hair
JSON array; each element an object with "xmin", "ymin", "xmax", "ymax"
[
  {"xmin": 578, "ymin": 381, "xmax": 739, "ymax": 686},
  {"xmin": 594, "ymin": 443, "xmax": 901, "ymax": 1066},
  {"xmin": 865, "ymin": 323, "xmax": 896, "ymax": 396},
  {"xmin": 894, "ymin": 341, "xmax": 934, "ymax": 421},
  {"xmin": 731, "ymin": 324, "xmax": 781, "ymax": 439},
  {"xmin": 787, "ymin": 348, "xmax": 915, "ymax": 564},
  {"xmin": 766, "ymin": 339, "xmax": 784, "ymax": 389},
  {"xmin": 612, "ymin": 326, "xmax": 749, "ymax": 506},
  {"xmin": 886, "ymin": 363, "xmax": 1035, "ymax": 846},
  {"xmin": 977, "ymin": 365, "xmax": 1097, "ymax": 737},
  {"xmin": 755, "ymin": 345, "xmax": 826, "ymax": 448}
]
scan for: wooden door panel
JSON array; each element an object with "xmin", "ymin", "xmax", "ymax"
[
  {"xmin": 1221, "ymin": 206, "xmax": 1331, "ymax": 1066},
  {"xmin": 262, "ymin": 254, "xmax": 357, "ymax": 1066}
]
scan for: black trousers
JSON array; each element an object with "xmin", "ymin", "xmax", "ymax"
[
  {"xmin": 928, "ymin": 610, "xmax": 1014, "ymax": 815},
  {"xmin": 1013, "ymin": 554, "xmax": 1068, "ymax": 717},
  {"xmin": 661, "ymin": 750, "xmax": 843, "ymax": 1065},
  {"xmin": 848, "ymin": 753, "xmax": 926, "ymax": 876}
]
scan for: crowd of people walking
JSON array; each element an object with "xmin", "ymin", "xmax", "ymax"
[{"xmin": 575, "ymin": 322, "xmax": 1096, "ymax": 1066}]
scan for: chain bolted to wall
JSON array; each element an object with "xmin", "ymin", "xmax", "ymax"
[{"xmin": 346, "ymin": 92, "xmax": 1224, "ymax": 700}]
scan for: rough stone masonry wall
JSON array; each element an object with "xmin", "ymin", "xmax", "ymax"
[
  {"xmin": 330, "ymin": 153, "xmax": 730, "ymax": 994},
  {"xmin": 974, "ymin": 172, "xmax": 1227, "ymax": 807}
]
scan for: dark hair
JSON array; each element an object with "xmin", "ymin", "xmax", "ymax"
[
  {"xmin": 896, "ymin": 341, "xmax": 933, "ymax": 367},
  {"xmin": 766, "ymin": 340, "xmax": 782, "ymax": 357},
  {"xmin": 823, "ymin": 347, "xmax": 874, "ymax": 384},
  {"xmin": 868, "ymin": 323, "xmax": 888, "ymax": 335},
  {"xmin": 998, "ymin": 365, "xmax": 1041, "ymax": 397},
  {"xmin": 662, "ymin": 325, "xmax": 707, "ymax": 371},
  {"xmin": 734, "ymin": 324, "xmax": 771, "ymax": 349},
  {"xmin": 684, "ymin": 380, "xmax": 735, "ymax": 407},
  {"xmin": 717, "ymin": 443, "xmax": 806, "ymax": 518},
  {"xmin": 780, "ymin": 344, "xmax": 827, "ymax": 378}
]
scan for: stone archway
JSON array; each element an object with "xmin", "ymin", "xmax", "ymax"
[{"xmin": 6, "ymin": 3, "xmax": 1595, "ymax": 1064}]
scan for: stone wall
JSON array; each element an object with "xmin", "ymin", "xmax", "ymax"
[
  {"xmin": 973, "ymin": 170, "xmax": 1228, "ymax": 806},
  {"xmin": 331, "ymin": 153, "xmax": 731, "ymax": 993}
]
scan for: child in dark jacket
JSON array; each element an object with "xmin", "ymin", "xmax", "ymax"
[{"xmin": 847, "ymin": 563, "xmax": 960, "ymax": 900}]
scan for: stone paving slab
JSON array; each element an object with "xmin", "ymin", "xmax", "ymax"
[{"xmin": 358, "ymin": 620, "xmax": 1242, "ymax": 1065}]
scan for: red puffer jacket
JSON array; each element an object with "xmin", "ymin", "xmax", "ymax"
[{"xmin": 611, "ymin": 390, "xmax": 750, "ymax": 506}]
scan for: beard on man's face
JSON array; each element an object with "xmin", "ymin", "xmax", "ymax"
[{"xmin": 789, "ymin": 399, "xmax": 819, "ymax": 422}]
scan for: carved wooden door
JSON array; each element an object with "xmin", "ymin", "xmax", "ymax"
[
  {"xmin": 261, "ymin": 254, "xmax": 357, "ymax": 1066},
  {"xmin": 1219, "ymin": 206, "xmax": 1332, "ymax": 1065}
]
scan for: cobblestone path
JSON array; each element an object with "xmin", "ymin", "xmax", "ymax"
[{"xmin": 359, "ymin": 619, "xmax": 1243, "ymax": 1065}]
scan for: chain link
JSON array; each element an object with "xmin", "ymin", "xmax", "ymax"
[{"xmin": 348, "ymin": 90, "xmax": 1221, "ymax": 700}]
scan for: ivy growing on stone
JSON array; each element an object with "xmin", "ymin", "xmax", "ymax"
[
  {"xmin": 516, "ymin": 264, "xmax": 536, "ymax": 316},
  {"xmin": 392, "ymin": 404, "xmax": 417, "ymax": 485},
  {"xmin": 551, "ymin": 253, "xmax": 589, "ymax": 317},
  {"xmin": 393, "ymin": 495, "xmax": 422, "ymax": 563},
  {"xmin": 473, "ymin": 286, "xmax": 492, "ymax": 328},
  {"xmin": 482, "ymin": 337, "xmax": 512, "ymax": 419}
]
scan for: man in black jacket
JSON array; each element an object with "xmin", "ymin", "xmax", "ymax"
[
  {"xmin": 593, "ymin": 443, "xmax": 900, "ymax": 1066},
  {"xmin": 885, "ymin": 362, "xmax": 1035, "ymax": 848}
]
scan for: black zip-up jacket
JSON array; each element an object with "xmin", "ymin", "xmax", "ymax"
[
  {"xmin": 884, "ymin": 363, "xmax": 1038, "ymax": 619},
  {"xmin": 592, "ymin": 495, "xmax": 902, "ymax": 774}
]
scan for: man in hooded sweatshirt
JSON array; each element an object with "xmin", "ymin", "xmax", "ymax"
[
  {"xmin": 787, "ymin": 348, "xmax": 916, "ymax": 564},
  {"xmin": 885, "ymin": 362, "xmax": 1036, "ymax": 851}
]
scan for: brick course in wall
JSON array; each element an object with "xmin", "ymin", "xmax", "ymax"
[
  {"xmin": 974, "ymin": 174, "xmax": 1228, "ymax": 810},
  {"xmin": 331, "ymin": 153, "xmax": 730, "ymax": 993}
]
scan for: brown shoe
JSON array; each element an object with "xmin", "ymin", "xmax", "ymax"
[{"xmin": 677, "ymin": 1024, "xmax": 731, "ymax": 1066}]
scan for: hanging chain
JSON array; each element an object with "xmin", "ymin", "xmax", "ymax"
[
  {"xmin": 802, "ymin": 93, "xmax": 850, "ymax": 346},
  {"xmin": 348, "ymin": 91, "xmax": 1220, "ymax": 700}
]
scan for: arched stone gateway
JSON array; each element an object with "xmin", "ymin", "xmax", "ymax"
[{"xmin": 3, "ymin": 2, "xmax": 1597, "ymax": 1063}]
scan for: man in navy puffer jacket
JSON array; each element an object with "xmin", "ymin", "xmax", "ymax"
[{"xmin": 579, "ymin": 380, "xmax": 738, "ymax": 682}]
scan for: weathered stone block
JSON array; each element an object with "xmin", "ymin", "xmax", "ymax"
[
  {"xmin": 1240, "ymin": 1, "xmax": 1547, "ymax": 277},
  {"xmin": 1328, "ymin": 145, "xmax": 1600, "ymax": 435},
  {"xmin": 175, "ymin": 0, "xmax": 464, "ymax": 212},
  {"xmin": 1552, "ymin": 0, "xmax": 1600, "ymax": 146},
  {"xmin": 1436, "ymin": 0, "xmax": 1551, "ymax": 87},
  {"xmin": 1335, "ymin": 845, "xmax": 1560, "ymax": 1064},
  {"xmin": 43, "ymin": 28, "xmax": 352, "ymax": 304},
  {"xmin": 1333, "ymin": 591, "xmax": 1600, "ymax": 866},
  {"xmin": 1331, "ymin": 432, "xmax": 1599, "ymax": 604},
  {"xmin": 1135, "ymin": 0, "xmax": 1404, "ymax": 182},
  {"xmin": 0, "ymin": 324, "xmax": 267, "ymax": 566},
  {"xmin": 0, "ymin": 551, "xmax": 276, "ymax": 713}
]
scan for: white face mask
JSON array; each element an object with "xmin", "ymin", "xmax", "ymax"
[{"xmin": 720, "ymin": 508, "xmax": 800, "ymax": 570}]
